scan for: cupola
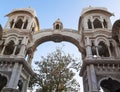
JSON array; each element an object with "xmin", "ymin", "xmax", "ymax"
[
  {"xmin": 53, "ymin": 18, "xmax": 63, "ymax": 30},
  {"xmin": 78, "ymin": 6, "xmax": 113, "ymax": 32},
  {"xmin": 5, "ymin": 7, "xmax": 40, "ymax": 32}
]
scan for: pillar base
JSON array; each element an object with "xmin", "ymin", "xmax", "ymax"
[{"xmin": 2, "ymin": 87, "xmax": 18, "ymax": 92}]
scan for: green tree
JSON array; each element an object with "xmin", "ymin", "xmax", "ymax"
[{"xmin": 30, "ymin": 47, "xmax": 81, "ymax": 92}]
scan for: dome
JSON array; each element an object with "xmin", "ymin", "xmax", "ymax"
[{"xmin": 6, "ymin": 7, "xmax": 37, "ymax": 17}]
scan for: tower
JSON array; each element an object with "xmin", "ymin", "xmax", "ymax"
[
  {"xmin": 0, "ymin": 8, "xmax": 39, "ymax": 92},
  {"xmin": 79, "ymin": 7, "xmax": 120, "ymax": 92},
  {"xmin": 0, "ymin": 6, "xmax": 120, "ymax": 92}
]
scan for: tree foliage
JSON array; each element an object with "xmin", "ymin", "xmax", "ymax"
[{"xmin": 29, "ymin": 47, "xmax": 81, "ymax": 92}]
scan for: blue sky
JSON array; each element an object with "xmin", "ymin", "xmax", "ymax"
[
  {"xmin": 0, "ymin": 0, "xmax": 120, "ymax": 29},
  {"xmin": 0, "ymin": 1, "xmax": 120, "ymax": 91}
]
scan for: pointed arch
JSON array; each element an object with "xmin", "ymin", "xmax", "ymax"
[
  {"xmin": 0, "ymin": 73, "xmax": 7, "ymax": 91},
  {"xmin": 14, "ymin": 19, "xmax": 23, "ymax": 29},
  {"xmin": 4, "ymin": 40, "xmax": 15, "ymax": 55},
  {"xmin": 56, "ymin": 24, "xmax": 60, "ymax": 30},
  {"xmin": 98, "ymin": 41, "xmax": 109, "ymax": 57},
  {"xmin": 93, "ymin": 18, "xmax": 102, "ymax": 28},
  {"xmin": 99, "ymin": 77, "xmax": 120, "ymax": 92}
]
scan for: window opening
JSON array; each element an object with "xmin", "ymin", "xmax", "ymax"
[
  {"xmin": 100, "ymin": 78, "xmax": 120, "ymax": 92},
  {"xmin": 98, "ymin": 41, "xmax": 109, "ymax": 57},
  {"xmin": 14, "ymin": 19, "xmax": 23, "ymax": 29},
  {"xmin": 0, "ymin": 74, "xmax": 7, "ymax": 91},
  {"xmin": 91, "ymin": 41, "xmax": 96, "ymax": 55},
  {"xmin": 88, "ymin": 19, "xmax": 92, "ymax": 29},
  {"xmin": 93, "ymin": 18, "xmax": 102, "ymax": 28},
  {"xmin": 56, "ymin": 24, "xmax": 60, "ymax": 29},
  {"xmin": 110, "ymin": 41, "xmax": 116, "ymax": 57},
  {"xmin": 15, "ymin": 40, "xmax": 21, "ymax": 55},
  {"xmin": 4, "ymin": 40, "xmax": 15, "ymax": 55}
]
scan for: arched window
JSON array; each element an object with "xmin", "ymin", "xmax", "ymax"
[
  {"xmin": 110, "ymin": 42, "xmax": 116, "ymax": 57},
  {"xmin": 23, "ymin": 20, "xmax": 28, "ymax": 29},
  {"xmin": 56, "ymin": 24, "xmax": 60, "ymax": 29},
  {"xmin": 91, "ymin": 41, "xmax": 96, "ymax": 55},
  {"xmin": 15, "ymin": 40, "xmax": 21, "ymax": 55},
  {"xmin": 103, "ymin": 19, "xmax": 107, "ymax": 28},
  {"xmin": 10, "ymin": 19, "xmax": 14, "ymax": 28},
  {"xmin": 14, "ymin": 19, "xmax": 23, "ymax": 29},
  {"xmin": 100, "ymin": 78, "xmax": 120, "ymax": 92},
  {"xmin": 98, "ymin": 41, "xmax": 109, "ymax": 57},
  {"xmin": 93, "ymin": 18, "xmax": 102, "ymax": 28},
  {"xmin": 88, "ymin": 19, "xmax": 92, "ymax": 29},
  {"xmin": 0, "ymin": 74, "xmax": 7, "ymax": 91},
  {"xmin": 4, "ymin": 40, "xmax": 15, "ymax": 55}
]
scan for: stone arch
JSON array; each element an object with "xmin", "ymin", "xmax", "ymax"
[
  {"xmin": 95, "ymin": 37, "xmax": 109, "ymax": 46},
  {"xmin": 98, "ymin": 77, "xmax": 120, "ymax": 92},
  {"xmin": 98, "ymin": 41, "xmax": 109, "ymax": 57},
  {"xmin": 95, "ymin": 37, "xmax": 110, "ymax": 57},
  {"xmin": 14, "ymin": 18, "xmax": 23, "ymax": 29},
  {"xmin": 31, "ymin": 31, "xmax": 85, "ymax": 61},
  {"xmin": 0, "ymin": 73, "xmax": 8, "ymax": 91},
  {"xmin": 93, "ymin": 18, "xmax": 102, "ymax": 28},
  {"xmin": 4, "ymin": 40, "xmax": 15, "ymax": 55},
  {"xmin": 112, "ymin": 19, "xmax": 120, "ymax": 43},
  {"xmin": 5, "ymin": 36, "xmax": 18, "ymax": 45}
]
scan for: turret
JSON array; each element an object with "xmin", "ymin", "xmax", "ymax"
[
  {"xmin": 78, "ymin": 6, "xmax": 115, "ymax": 58},
  {"xmin": 53, "ymin": 18, "xmax": 63, "ymax": 30},
  {"xmin": 5, "ymin": 7, "xmax": 40, "ymax": 33}
]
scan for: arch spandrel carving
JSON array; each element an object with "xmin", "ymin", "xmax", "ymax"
[
  {"xmin": 30, "ymin": 29, "xmax": 85, "ymax": 58},
  {"xmin": 1, "ymin": 7, "xmax": 120, "ymax": 92}
]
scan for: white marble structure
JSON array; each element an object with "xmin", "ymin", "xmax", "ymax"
[{"xmin": 0, "ymin": 6, "xmax": 120, "ymax": 92}]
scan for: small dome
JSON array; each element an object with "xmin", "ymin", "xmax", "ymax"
[
  {"xmin": 81, "ymin": 6, "xmax": 113, "ymax": 16},
  {"xmin": 6, "ymin": 7, "xmax": 37, "ymax": 17},
  {"xmin": 53, "ymin": 18, "xmax": 63, "ymax": 30}
]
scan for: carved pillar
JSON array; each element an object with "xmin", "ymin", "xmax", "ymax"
[
  {"xmin": 1, "ymin": 45, "xmax": 6, "ymax": 55},
  {"xmin": 3, "ymin": 63, "xmax": 23, "ymax": 92},
  {"xmin": 18, "ymin": 37, "xmax": 28, "ymax": 57},
  {"xmin": 84, "ymin": 19, "xmax": 88, "ymax": 30},
  {"xmin": 96, "ymin": 46, "xmax": 100, "ymax": 57},
  {"xmin": 115, "ymin": 46, "xmax": 119, "ymax": 57},
  {"xmin": 87, "ymin": 64, "xmax": 99, "ymax": 92},
  {"xmin": 85, "ymin": 37, "xmax": 92, "ymax": 58},
  {"xmin": 91, "ymin": 18, "xmax": 94, "ymax": 29},
  {"xmin": 22, "ymin": 78, "xmax": 30, "ymax": 92},
  {"xmin": 21, "ymin": 22, "xmax": 25, "ymax": 29},
  {"xmin": 108, "ymin": 46, "xmax": 112, "ymax": 57},
  {"xmin": 12, "ymin": 22, "xmax": 15, "ymax": 29},
  {"xmin": 12, "ymin": 45, "xmax": 17, "ymax": 55}
]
